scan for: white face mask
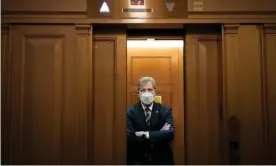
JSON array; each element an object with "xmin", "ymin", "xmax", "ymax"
[{"xmin": 140, "ymin": 92, "xmax": 154, "ymax": 105}]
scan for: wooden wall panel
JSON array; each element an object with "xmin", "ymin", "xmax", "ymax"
[
  {"xmin": 188, "ymin": 0, "xmax": 276, "ymax": 12},
  {"xmin": 263, "ymin": 24, "xmax": 276, "ymax": 164},
  {"xmin": 93, "ymin": 40, "xmax": 115, "ymax": 164},
  {"xmin": 93, "ymin": 32, "xmax": 127, "ymax": 165},
  {"xmin": 222, "ymin": 25, "xmax": 238, "ymax": 165},
  {"xmin": 223, "ymin": 24, "xmax": 266, "ymax": 164},
  {"xmin": 2, "ymin": 0, "xmax": 86, "ymax": 12},
  {"xmin": 6, "ymin": 25, "xmax": 91, "ymax": 165},
  {"xmin": 185, "ymin": 29, "xmax": 222, "ymax": 165}
]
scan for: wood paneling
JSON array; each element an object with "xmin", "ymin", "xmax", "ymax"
[
  {"xmin": 94, "ymin": 40, "xmax": 115, "ymax": 164},
  {"xmin": 75, "ymin": 24, "xmax": 93, "ymax": 165},
  {"xmin": 127, "ymin": 45, "xmax": 185, "ymax": 164},
  {"xmin": 3, "ymin": 0, "xmax": 275, "ymax": 17},
  {"xmin": 188, "ymin": 0, "xmax": 276, "ymax": 12},
  {"xmin": 1, "ymin": 0, "xmax": 276, "ymax": 23},
  {"xmin": 2, "ymin": 0, "xmax": 86, "ymax": 12},
  {"xmin": 93, "ymin": 32, "xmax": 127, "ymax": 165},
  {"xmin": 263, "ymin": 24, "xmax": 276, "ymax": 164},
  {"xmin": 2, "ymin": 21, "xmax": 276, "ymax": 166},
  {"xmin": 223, "ymin": 24, "xmax": 266, "ymax": 164},
  {"xmin": 7, "ymin": 25, "xmax": 91, "ymax": 165},
  {"xmin": 185, "ymin": 27, "xmax": 222, "ymax": 164}
]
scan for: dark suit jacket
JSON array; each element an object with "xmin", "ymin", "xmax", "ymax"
[{"xmin": 127, "ymin": 102, "xmax": 175, "ymax": 165}]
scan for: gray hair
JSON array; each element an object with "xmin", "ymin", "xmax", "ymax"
[{"xmin": 137, "ymin": 76, "xmax": 156, "ymax": 91}]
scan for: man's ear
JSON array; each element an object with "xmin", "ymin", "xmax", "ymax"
[{"xmin": 136, "ymin": 92, "xmax": 139, "ymax": 102}]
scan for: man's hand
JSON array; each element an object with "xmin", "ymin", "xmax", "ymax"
[{"xmin": 160, "ymin": 123, "xmax": 170, "ymax": 131}]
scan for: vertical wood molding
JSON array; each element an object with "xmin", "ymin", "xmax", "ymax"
[
  {"xmin": 185, "ymin": 34, "xmax": 199, "ymax": 164},
  {"xmin": 223, "ymin": 24, "xmax": 266, "ymax": 164},
  {"xmin": 114, "ymin": 33, "xmax": 127, "ymax": 165},
  {"xmin": 259, "ymin": 24, "xmax": 269, "ymax": 164},
  {"xmin": 222, "ymin": 24, "xmax": 239, "ymax": 165},
  {"xmin": 75, "ymin": 24, "xmax": 92, "ymax": 164},
  {"xmin": 262, "ymin": 24, "xmax": 276, "ymax": 165},
  {"xmin": 222, "ymin": 24, "xmax": 239, "ymax": 120},
  {"xmin": 178, "ymin": 47, "xmax": 185, "ymax": 165},
  {"xmin": 1, "ymin": 23, "xmax": 11, "ymax": 165}
]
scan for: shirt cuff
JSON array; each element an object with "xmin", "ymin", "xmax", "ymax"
[{"xmin": 145, "ymin": 131, "xmax": 150, "ymax": 139}]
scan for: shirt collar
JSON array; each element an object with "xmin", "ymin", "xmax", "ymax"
[{"xmin": 141, "ymin": 102, "xmax": 153, "ymax": 111}]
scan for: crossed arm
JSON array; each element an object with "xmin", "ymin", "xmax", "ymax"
[{"xmin": 127, "ymin": 110, "xmax": 175, "ymax": 144}]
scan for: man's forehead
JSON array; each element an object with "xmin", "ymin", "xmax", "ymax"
[{"xmin": 141, "ymin": 82, "xmax": 153, "ymax": 89}]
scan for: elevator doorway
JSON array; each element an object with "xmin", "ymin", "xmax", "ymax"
[
  {"xmin": 92, "ymin": 24, "xmax": 224, "ymax": 165},
  {"xmin": 126, "ymin": 39, "xmax": 185, "ymax": 165},
  {"xmin": 125, "ymin": 28, "xmax": 185, "ymax": 164}
]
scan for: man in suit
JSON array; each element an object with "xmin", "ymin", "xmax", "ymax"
[{"xmin": 127, "ymin": 76, "xmax": 175, "ymax": 165}]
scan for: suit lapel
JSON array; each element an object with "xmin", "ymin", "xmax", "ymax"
[{"xmin": 150, "ymin": 102, "xmax": 160, "ymax": 128}]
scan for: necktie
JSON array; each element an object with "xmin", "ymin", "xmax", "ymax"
[{"xmin": 145, "ymin": 108, "xmax": 151, "ymax": 125}]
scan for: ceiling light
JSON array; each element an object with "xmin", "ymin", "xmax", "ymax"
[{"xmin": 127, "ymin": 40, "xmax": 184, "ymax": 48}]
